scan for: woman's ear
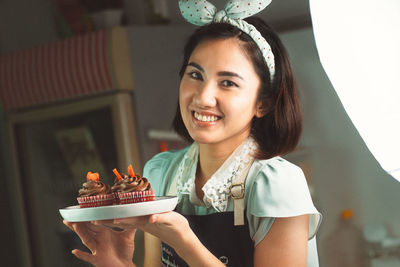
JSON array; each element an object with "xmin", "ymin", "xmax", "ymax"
[{"xmin": 255, "ymin": 101, "xmax": 269, "ymax": 118}]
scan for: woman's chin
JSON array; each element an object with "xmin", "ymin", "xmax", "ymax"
[
  {"xmin": 191, "ymin": 136, "xmax": 215, "ymax": 144},
  {"xmin": 188, "ymin": 132, "xmax": 220, "ymax": 145}
]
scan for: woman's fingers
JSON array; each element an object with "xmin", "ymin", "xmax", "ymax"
[
  {"xmin": 149, "ymin": 211, "xmax": 184, "ymax": 226},
  {"xmin": 149, "ymin": 213, "xmax": 172, "ymax": 224},
  {"xmin": 108, "ymin": 216, "xmax": 149, "ymax": 229},
  {"xmin": 71, "ymin": 249, "xmax": 96, "ymax": 265},
  {"xmin": 64, "ymin": 219, "xmax": 137, "ymax": 267},
  {"xmin": 63, "ymin": 220, "xmax": 74, "ymax": 231},
  {"xmin": 72, "ymin": 223, "xmax": 97, "ymax": 252},
  {"xmin": 149, "ymin": 214, "xmax": 159, "ymax": 224},
  {"xmin": 64, "ymin": 221, "xmax": 95, "ymax": 250},
  {"xmin": 93, "ymin": 219, "xmax": 114, "ymax": 225}
]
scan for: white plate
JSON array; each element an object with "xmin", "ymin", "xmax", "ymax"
[{"xmin": 59, "ymin": 196, "xmax": 178, "ymax": 222}]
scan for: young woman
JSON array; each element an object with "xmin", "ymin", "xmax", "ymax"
[{"xmin": 64, "ymin": 1, "xmax": 321, "ymax": 266}]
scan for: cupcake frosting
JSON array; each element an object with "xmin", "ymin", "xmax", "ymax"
[
  {"xmin": 112, "ymin": 174, "xmax": 152, "ymax": 193},
  {"xmin": 79, "ymin": 180, "xmax": 112, "ymax": 197},
  {"xmin": 111, "ymin": 173, "xmax": 129, "ymax": 192}
]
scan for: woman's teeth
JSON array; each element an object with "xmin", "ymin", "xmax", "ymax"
[{"xmin": 194, "ymin": 111, "xmax": 219, "ymax": 122}]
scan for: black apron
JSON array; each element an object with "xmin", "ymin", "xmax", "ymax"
[{"xmin": 161, "ymin": 211, "xmax": 254, "ymax": 267}]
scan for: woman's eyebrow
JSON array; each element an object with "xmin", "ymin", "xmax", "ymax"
[
  {"xmin": 217, "ymin": 71, "xmax": 244, "ymax": 80},
  {"xmin": 187, "ymin": 62, "xmax": 204, "ymax": 72},
  {"xmin": 188, "ymin": 62, "xmax": 244, "ymax": 80}
]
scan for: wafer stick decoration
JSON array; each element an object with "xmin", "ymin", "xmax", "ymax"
[
  {"xmin": 113, "ymin": 168, "xmax": 122, "ymax": 180},
  {"xmin": 128, "ymin": 164, "xmax": 135, "ymax": 177}
]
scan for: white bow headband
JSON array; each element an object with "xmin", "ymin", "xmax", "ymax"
[{"xmin": 178, "ymin": 0, "xmax": 275, "ymax": 81}]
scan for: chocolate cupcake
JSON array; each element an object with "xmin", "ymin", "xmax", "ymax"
[
  {"xmin": 112, "ymin": 165, "xmax": 155, "ymax": 204},
  {"xmin": 77, "ymin": 172, "xmax": 115, "ymax": 208}
]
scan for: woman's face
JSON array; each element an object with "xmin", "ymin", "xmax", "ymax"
[{"xmin": 179, "ymin": 37, "xmax": 262, "ymax": 147}]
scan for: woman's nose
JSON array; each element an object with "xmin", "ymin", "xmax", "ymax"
[{"xmin": 193, "ymin": 81, "xmax": 217, "ymax": 107}]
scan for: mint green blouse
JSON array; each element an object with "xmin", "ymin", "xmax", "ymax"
[{"xmin": 144, "ymin": 142, "xmax": 322, "ymax": 266}]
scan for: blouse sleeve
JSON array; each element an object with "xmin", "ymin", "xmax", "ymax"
[
  {"xmin": 245, "ymin": 157, "xmax": 322, "ymax": 245},
  {"xmin": 143, "ymin": 152, "xmax": 172, "ymax": 196},
  {"xmin": 143, "ymin": 148, "xmax": 189, "ymax": 196}
]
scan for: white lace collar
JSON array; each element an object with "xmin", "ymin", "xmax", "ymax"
[{"xmin": 174, "ymin": 137, "xmax": 258, "ymax": 212}]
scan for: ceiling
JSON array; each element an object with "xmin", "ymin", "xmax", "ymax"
[{"xmin": 165, "ymin": 0, "xmax": 312, "ymax": 32}]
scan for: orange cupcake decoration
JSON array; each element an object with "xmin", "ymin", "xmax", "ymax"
[
  {"xmin": 113, "ymin": 168, "xmax": 122, "ymax": 180},
  {"xmin": 87, "ymin": 171, "xmax": 99, "ymax": 181},
  {"xmin": 128, "ymin": 164, "xmax": 135, "ymax": 177},
  {"xmin": 113, "ymin": 164, "xmax": 135, "ymax": 180}
]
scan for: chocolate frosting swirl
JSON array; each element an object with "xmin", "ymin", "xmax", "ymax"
[
  {"xmin": 111, "ymin": 173, "xmax": 152, "ymax": 193},
  {"xmin": 111, "ymin": 173, "xmax": 129, "ymax": 193},
  {"xmin": 78, "ymin": 180, "xmax": 111, "ymax": 197}
]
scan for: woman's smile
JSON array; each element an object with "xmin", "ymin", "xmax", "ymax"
[{"xmin": 193, "ymin": 111, "xmax": 220, "ymax": 123}]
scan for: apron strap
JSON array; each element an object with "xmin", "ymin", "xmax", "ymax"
[{"xmin": 230, "ymin": 159, "xmax": 254, "ymax": 226}]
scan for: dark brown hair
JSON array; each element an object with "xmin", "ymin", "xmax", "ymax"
[{"xmin": 173, "ymin": 17, "xmax": 302, "ymax": 159}]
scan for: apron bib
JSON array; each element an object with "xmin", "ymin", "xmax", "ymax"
[
  {"xmin": 163, "ymin": 138, "xmax": 257, "ymax": 266},
  {"xmin": 161, "ymin": 211, "xmax": 254, "ymax": 267}
]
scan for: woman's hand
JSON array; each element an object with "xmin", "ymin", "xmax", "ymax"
[
  {"xmin": 103, "ymin": 212, "xmax": 225, "ymax": 267},
  {"xmin": 103, "ymin": 211, "xmax": 192, "ymax": 252},
  {"xmin": 63, "ymin": 220, "xmax": 136, "ymax": 267}
]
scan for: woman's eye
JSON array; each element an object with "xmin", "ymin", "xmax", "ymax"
[
  {"xmin": 188, "ymin": 71, "xmax": 202, "ymax": 80},
  {"xmin": 221, "ymin": 80, "xmax": 238, "ymax": 87}
]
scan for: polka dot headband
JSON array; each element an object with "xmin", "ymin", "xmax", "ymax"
[{"xmin": 178, "ymin": 0, "xmax": 275, "ymax": 81}]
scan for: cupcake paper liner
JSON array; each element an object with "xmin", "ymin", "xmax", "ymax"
[
  {"xmin": 113, "ymin": 192, "xmax": 120, "ymax": 204},
  {"xmin": 117, "ymin": 190, "xmax": 155, "ymax": 204},
  {"xmin": 77, "ymin": 193, "xmax": 115, "ymax": 208}
]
